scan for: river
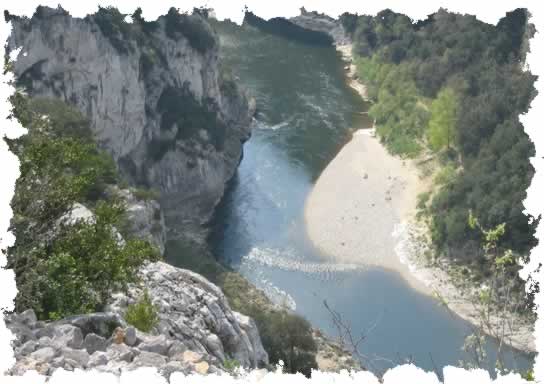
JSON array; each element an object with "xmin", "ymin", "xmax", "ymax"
[{"xmin": 203, "ymin": 20, "xmax": 533, "ymax": 376}]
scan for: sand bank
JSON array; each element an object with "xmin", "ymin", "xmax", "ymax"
[
  {"xmin": 304, "ymin": 43, "xmax": 535, "ymax": 353},
  {"xmin": 304, "ymin": 128, "xmax": 429, "ymax": 294}
]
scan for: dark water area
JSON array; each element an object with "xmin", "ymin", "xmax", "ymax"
[{"xmin": 199, "ymin": 20, "xmax": 534, "ymax": 376}]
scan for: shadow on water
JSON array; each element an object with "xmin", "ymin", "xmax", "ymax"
[{"xmin": 199, "ymin": 19, "xmax": 535, "ymax": 376}]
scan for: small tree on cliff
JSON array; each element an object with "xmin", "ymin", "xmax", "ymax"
[{"xmin": 427, "ymin": 87, "xmax": 458, "ymax": 151}]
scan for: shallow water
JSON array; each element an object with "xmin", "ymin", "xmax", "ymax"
[{"xmin": 204, "ymin": 21, "xmax": 533, "ymax": 375}]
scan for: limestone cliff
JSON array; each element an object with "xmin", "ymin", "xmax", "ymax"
[{"xmin": 6, "ymin": 6, "xmax": 254, "ymax": 239}]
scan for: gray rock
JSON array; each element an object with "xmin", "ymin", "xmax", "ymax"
[
  {"xmin": 205, "ymin": 334, "xmax": 225, "ymax": 361},
  {"xmin": 139, "ymin": 334, "xmax": 171, "ymax": 356},
  {"xmin": 159, "ymin": 361, "xmax": 191, "ymax": 378},
  {"xmin": 84, "ymin": 333, "xmax": 108, "ymax": 355},
  {"xmin": 56, "ymin": 203, "xmax": 95, "ymax": 227},
  {"xmin": 131, "ymin": 351, "xmax": 167, "ymax": 367},
  {"xmin": 9, "ymin": 323, "xmax": 35, "ymax": 346},
  {"xmin": 61, "ymin": 313, "xmax": 126, "ymax": 338},
  {"xmin": 34, "ymin": 325, "xmax": 59, "ymax": 340},
  {"xmin": 64, "ymin": 359, "xmax": 79, "ymax": 371},
  {"xmin": 53, "ymin": 324, "xmax": 84, "ymax": 349},
  {"xmin": 167, "ymin": 340, "xmax": 187, "ymax": 358},
  {"xmin": 37, "ymin": 336, "xmax": 57, "ymax": 349},
  {"xmin": 107, "ymin": 343, "xmax": 134, "ymax": 362},
  {"xmin": 107, "ymin": 262, "xmax": 269, "ymax": 368},
  {"xmin": 30, "ymin": 347, "xmax": 57, "ymax": 363},
  {"xmin": 50, "ymin": 356, "xmax": 65, "ymax": 368},
  {"xmin": 124, "ymin": 327, "xmax": 137, "ymax": 346},
  {"xmin": 18, "ymin": 309, "xmax": 38, "ymax": 326},
  {"xmin": 233, "ymin": 312, "xmax": 269, "ymax": 367},
  {"xmin": 88, "ymin": 351, "xmax": 108, "ymax": 368},
  {"xmin": 61, "ymin": 347, "xmax": 90, "ymax": 367},
  {"xmin": 17, "ymin": 340, "xmax": 38, "ymax": 356}
]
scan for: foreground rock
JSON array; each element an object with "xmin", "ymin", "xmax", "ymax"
[{"xmin": 6, "ymin": 262, "xmax": 268, "ymax": 377}]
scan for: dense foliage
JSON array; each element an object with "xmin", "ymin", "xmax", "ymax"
[
  {"xmin": 6, "ymin": 95, "xmax": 160, "ymax": 320},
  {"xmin": 343, "ymin": 8, "xmax": 537, "ymax": 304}
]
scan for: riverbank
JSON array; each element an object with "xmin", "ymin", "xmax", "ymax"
[{"xmin": 304, "ymin": 42, "xmax": 535, "ymax": 354}]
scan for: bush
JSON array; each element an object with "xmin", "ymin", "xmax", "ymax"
[
  {"xmin": 92, "ymin": 7, "xmax": 133, "ymax": 54},
  {"xmin": 253, "ymin": 309, "xmax": 318, "ymax": 376},
  {"xmin": 218, "ymin": 272, "xmax": 317, "ymax": 376},
  {"xmin": 223, "ymin": 358, "xmax": 240, "ymax": 372},
  {"xmin": 24, "ymin": 200, "xmax": 160, "ymax": 319},
  {"xmin": 125, "ymin": 290, "xmax": 159, "ymax": 332},
  {"xmin": 7, "ymin": 94, "xmax": 160, "ymax": 319}
]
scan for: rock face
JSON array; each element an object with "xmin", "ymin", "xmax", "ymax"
[
  {"xmin": 106, "ymin": 262, "xmax": 268, "ymax": 369},
  {"xmin": 7, "ymin": 7, "xmax": 254, "ymax": 237},
  {"xmin": 290, "ymin": 9, "xmax": 349, "ymax": 45},
  {"xmin": 6, "ymin": 262, "xmax": 268, "ymax": 376},
  {"xmin": 114, "ymin": 187, "xmax": 167, "ymax": 255}
]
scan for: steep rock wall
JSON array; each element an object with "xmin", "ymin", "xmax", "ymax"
[{"xmin": 7, "ymin": 7, "xmax": 254, "ymax": 237}]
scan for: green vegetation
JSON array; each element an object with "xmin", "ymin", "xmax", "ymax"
[
  {"xmin": 345, "ymin": 8, "xmax": 537, "ymax": 310},
  {"xmin": 6, "ymin": 94, "xmax": 160, "ymax": 320},
  {"xmin": 252, "ymin": 310, "xmax": 317, "ymax": 376},
  {"xmin": 355, "ymin": 56, "xmax": 428, "ymax": 157},
  {"xmin": 427, "ymin": 88, "xmax": 458, "ymax": 151},
  {"xmin": 223, "ymin": 358, "xmax": 241, "ymax": 372},
  {"xmin": 92, "ymin": 7, "xmax": 133, "ymax": 54},
  {"xmin": 125, "ymin": 290, "xmax": 159, "ymax": 332},
  {"xmin": 461, "ymin": 212, "xmax": 532, "ymax": 371}
]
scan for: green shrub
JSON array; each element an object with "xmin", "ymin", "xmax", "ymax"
[
  {"xmin": 7, "ymin": 94, "xmax": 160, "ymax": 319},
  {"xmin": 29, "ymin": 200, "xmax": 159, "ymax": 319},
  {"xmin": 92, "ymin": 7, "xmax": 133, "ymax": 54},
  {"xmin": 125, "ymin": 290, "xmax": 159, "ymax": 332},
  {"xmin": 433, "ymin": 164, "xmax": 456, "ymax": 186},
  {"xmin": 223, "ymin": 358, "xmax": 240, "ymax": 372},
  {"xmin": 252, "ymin": 309, "xmax": 318, "ymax": 376},
  {"xmin": 218, "ymin": 272, "xmax": 317, "ymax": 377},
  {"xmin": 417, "ymin": 191, "xmax": 431, "ymax": 210}
]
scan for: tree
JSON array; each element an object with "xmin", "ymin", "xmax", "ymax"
[{"xmin": 427, "ymin": 87, "xmax": 458, "ymax": 151}]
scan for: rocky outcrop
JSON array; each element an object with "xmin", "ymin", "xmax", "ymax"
[
  {"xmin": 6, "ymin": 262, "xmax": 268, "ymax": 377},
  {"xmin": 106, "ymin": 261, "xmax": 268, "ymax": 369},
  {"xmin": 6, "ymin": 7, "xmax": 254, "ymax": 238},
  {"xmin": 114, "ymin": 187, "xmax": 167, "ymax": 255},
  {"xmin": 290, "ymin": 9, "xmax": 349, "ymax": 46}
]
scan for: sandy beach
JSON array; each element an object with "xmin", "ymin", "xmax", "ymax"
[
  {"xmin": 304, "ymin": 128, "xmax": 429, "ymax": 294},
  {"xmin": 304, "ymin": 43, "xmax": 535, "ymax": 353}
]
